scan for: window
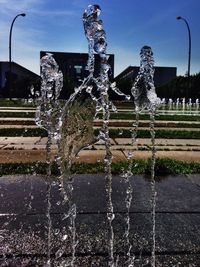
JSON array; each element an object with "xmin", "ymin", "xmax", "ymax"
[{"xmin": 74, "ymin": 65, "xmax": 82, "ymax": 74}]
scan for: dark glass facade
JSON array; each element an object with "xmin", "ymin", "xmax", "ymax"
[{"xmin": 40, "ymin": 51, "xmax": 114, "ymax": 99}]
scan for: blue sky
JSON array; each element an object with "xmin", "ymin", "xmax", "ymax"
[{"xmin": 0, "ymin": 0, "xmax": 200, "ymax": 77}]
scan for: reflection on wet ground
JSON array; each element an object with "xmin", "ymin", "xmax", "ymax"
[{"xmin": 0, "ymin": 174, "xmax": 199, "ymax": 266}]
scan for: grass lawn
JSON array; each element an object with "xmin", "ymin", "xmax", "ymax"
[{"xmin": 1, "ymin": 158, "xmax": 200, "ymax": 176}]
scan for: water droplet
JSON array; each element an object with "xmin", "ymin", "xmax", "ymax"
[
  {"xmin": 86, "ymin": 85, "xmax": 93, "ymax": 94},
  {"xmin": 119, "ymin": 129, "xmax": 123, "ymax": 136},
  {"xmin": 54, "ymin": 229, "xmax": 60, "ymax": 235},
  {"xmin": 55, "ymin": 248, "xmax": 63, "ymax": 259},
  {"xmin": 107, "ymin": 212, "xmax": 115, "ymax": 221},
  {"xmin": 127, "ymin": 151, "xmax": 133, "ymax": 159},
  {"xmin": 62, "ymin": 234, "xmax": 68, "ymax": 241}
]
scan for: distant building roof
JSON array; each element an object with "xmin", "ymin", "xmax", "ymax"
[
  {"xmin": 0, "ymin": 61, "xmax": 39, "ymax": 79},
  {"xmin": 40, "ymin": 51, "xmax": 115, "ymax": 99},
  {"xmin": 115, "ymin": 65, "xmax": 177, "ymax": 87},
  {"xmin": 0, "ymin": 61, "xmax": 40, "ymax": 98}
]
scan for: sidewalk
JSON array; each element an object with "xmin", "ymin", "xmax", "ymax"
[
  {"xmin": 1, "ymin": 136, "xmax": 200, "ymax": 163},
  {"xmin": 0, "ymin": 173, "xmax": 199, "ymax": 266},
  {"xmin": 1, "ymin": 117, "xmax": 200, "ymax": 128}
]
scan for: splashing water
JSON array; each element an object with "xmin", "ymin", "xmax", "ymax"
[
  {"xmin": 35, "ymin": 53, "xmax": 63, "ymax": 267},
  {"xmin": 56, "ymin": 5, "xmax": 130, "ymax": 266},
  {"xmin": 121, "ymin": 112, "xmax": 140, "ymax": 267},
  {"xmin": 35, "ymin": 9, "xmax": 162, "ymax": 267},
  {"xmin": 36, "ymin": 53, "xmax": 63, "ymax": 144},
  {"xmin": 131, "ymin": 46, "xmax": 160, "ymax": 267},
  {"xmin": 132, "ymin": 46, "xmax": 160, "ymax": 112},
  {"xmin": 83, "ymin": 5, "xmax": 130, "ymax": 266},
  {"xmin": 36, "ymin": 53, "xmax": 63, "ymax": 175}
]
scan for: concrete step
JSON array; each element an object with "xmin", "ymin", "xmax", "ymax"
[{"xmin": 1, "ymin": 118, "xmax": 200, "ymax": 128}]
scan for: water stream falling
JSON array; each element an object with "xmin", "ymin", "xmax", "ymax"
[
  {"xmin": 35, "ymin": 53, "xmax": 63, "ymax": 266},
  {"xmin": 44, "ymin": 4, "xmax": 129, "ymax": 266},
  {"xmin": 83, "ymin": 5, "xmax": 129, "ymax": 266},
  {"xmin": 35, "ymin": 53, "xmax": 63, "ymax": 168},
  {"xmin": 82, "ymin": 5, "xmax": 116, "ymax": 265},
  {"xmin": 131, "ymin": 45, "xmax": 161, "ymax": 267},
  {"xmin": 35, "ymin": 6, "xmax": 160, "ymax": 267},
  {"xmin": 120, "ymin": 109, "xmax": 139, "ymax": 267}
]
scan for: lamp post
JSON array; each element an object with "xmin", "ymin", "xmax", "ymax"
[
  {"xmin": 176, "ymin": 16, "xmax": 191, "ymax": 77},
  {"xmin": 9, "ymin": 13, "xmax": 26, "ymax": 98}
]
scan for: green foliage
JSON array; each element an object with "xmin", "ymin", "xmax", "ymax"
[
  {"xmin": 0, "ymin": 98, "xmax": 35, "ymax": 107},
  {"xmin": 0, "ymin": 128, "xmax": 47, "ymax": 137},
  {"xmin": 154, "ymin": 129, "xmax": 200, "ymax": 139},
  {"xmin": 94, "ymin": 128, "xmax": 200, "ymax": 139},
  {"xmin": 1, "ymin": 158, "xmax": 200, "ymax": 176},
  {"xmin": 103, "ymin": 112, "xmax": 200, "ymax": 122},
  {"xmin": 0, "ymin": 162, "xmax": 46, "ymax": 176},
  {"xmin": 1, "ymin": 127, "xmax": 199, "ymax": 139},
  {"xmin": 145, "ymin": 158, "xmax": 200, "ymax": 175},
  {"xmin": 157, "ymin": 72, "xmax": 200, "ymax": 99},
  {"xmin": 0, "ymin": 112, "xmax": 35, "ymax": 118}
]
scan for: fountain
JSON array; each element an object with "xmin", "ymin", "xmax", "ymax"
[
  {"xmin": 131, "ymin": 45, "xmax": 160, "ymax": 267},
  {"xmin": 195, "ymin": 98, "xmax": 199, "ymax": 110},
  {"xmin": 1, "ymin": 4, "xmax": 200, "ymax": 267},
  {"xmin": 176, "ymin": 98, "xmax": 179, "ymax": 110},
  {"xmin": 182, "ymin": 97, "xmax": 186, "ymax": 110}
]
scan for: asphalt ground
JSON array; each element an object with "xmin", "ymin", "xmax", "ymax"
[{"xmin": 0, "ymin": 174, "xmax": 199, "ymax": 266}]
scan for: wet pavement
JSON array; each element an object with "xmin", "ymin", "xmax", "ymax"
[{"xmin": 0, "ymin": 174, "xmax": 200, "ymax": 266}]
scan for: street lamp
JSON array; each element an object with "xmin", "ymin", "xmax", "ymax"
[
  {"xmin": 176, "ymin": 16, "xmax": 191, "ymax": 77},
  {"xmin": 9, "ymin": 13, "xmax": 26, "ymax": 98}
]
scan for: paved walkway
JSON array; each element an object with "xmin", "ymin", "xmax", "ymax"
[
  {"xmin": 1, "ymin": 110, "xmax": 200, "ymax": 163},
  {"xmin": 0, "ymin": 174, "xmax": 199, "ymax": 266},
  {"xmin": 1, "ymin": 117, "xmax": 200, "ymax": 128},
  {"xmin": 1, "ymin": 136, "xmax": 200, "ymax": 163}
]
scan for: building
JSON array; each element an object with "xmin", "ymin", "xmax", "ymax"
[
  {"xmin": 40, "ymin": 51, "xmax": 114, "ymax": 99},
  {"xmin": 0, "ymin": 61, "xmax": 40, "ymax": 98},
  {"xmin": 113, "ymin": 65, "xmax": 177, "ymax": 100},
  {"xmin": 115, "ymin": 66, "xmax": 177, "ymax": 87}
]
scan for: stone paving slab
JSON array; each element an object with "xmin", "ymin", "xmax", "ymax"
[
  {"xmin": 0, "ymin": 109, "xmax": 35, "ymax": 112},
  {"xmin": 77, "ymin": 150, "xmax": 126, "ymax": 163},
  {"xmin": 99, "ymin": 145, "xmax": 200, "ymax": 151},
  {"xmin": 0, "ymin": 174, "xmax": 199, "ymax": 266},
  {"xmin": 1, "ymin": 136, "xmax": 200, "ymax": 147},
  {"xmin": 1, "ymin": 149, "xmax": 200, "ymax": 163},
  {"xmin": 0, "ymin": 107, "xmax": 35, "ymax": 110},
  {"xmin": 0, "ymin": 137, "xmax": 41, "ymax": 145},
  {"xmin": 0, "ymin": 150, "xmax": 126, "ymax": 163},
  {"xmin": 1, "ymin": 117, "xmax": 200, "ymax": 128},
  {"xmin": 0, "ymin": 254, "xmax": 199, "ymax": 267},
  {"xmin": 123, "ymin": 150, "xmax": 200, "ymax": 162},
  {"xmin": 3, "ymin": 144, "xmax": 57, "ymax": 150},
  {"xmin": 0, "ymin": 150, "xmax": 52, "ymax": 163},
  {"xmin": 1, "ymin": 136, "xmax": 200, "ymax": 164},
  {"xmin": 94, "ymin": 120, "xmax": 200, "ymax": 128},
  {"xmin": 0, "ymin": 118, "xmax": 35, "ymax": 121},
  {"xmin": 0, "ymin": 125, "xmax": 38, "ymax": 129},
  {"xmin": 1, "ymin": 213, "xmax": 199, "ymax": 255},
  {"xmin": 0, "ymin": 118, "xmax": 36, "ymax": 126},
  {"xmin": 0, "ymin": 174, "xmax": 200, "ymax": 215},
  {"xmin": 115, "ymin": 138, "xmax": 200, "ymax": 146},
  {"xmin": 188, "ymin": 174, "xmax": 200, "ymax": 187}
]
